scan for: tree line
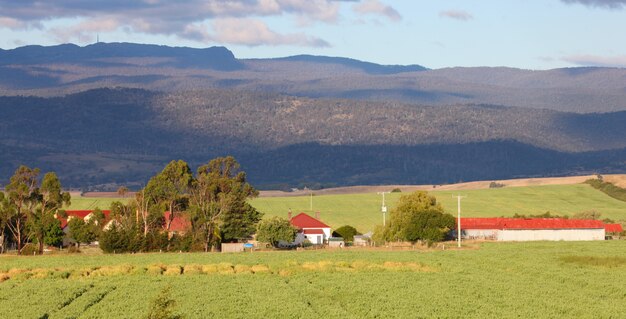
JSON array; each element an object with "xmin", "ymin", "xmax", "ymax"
[{"xmin": 0, "ymin": 156, "xmax": 266, "ymax": 254}]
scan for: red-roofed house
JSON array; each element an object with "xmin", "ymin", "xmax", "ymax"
[
  {"xmin": 58, "ymin": 210, "xmax": 111, "ymax": 246},
  {"xmin": 289, "ymin": 213, "xmax": 331, "ymax": 245},
  {"xmin": 163, "ymin": 211, "xmax": 191, "ymax": 236},
  {"xmin": 605, "ymin": 223, "xmax": 624, "ymax": 234},
  {"xmin": 456, "ymin": 218, "xmax": 606, "ymax": 241}
]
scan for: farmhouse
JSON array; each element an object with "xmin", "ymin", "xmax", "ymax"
[
  {"xmin": 58, "ymin": 210, "xmax": 111, "ymax": 246},
  {"xmin": 58, "ymin": 210, "xmax": 190, "ymax": 245},
  {"xmin": 457, "ymin": 218, "xmax": 607, "ymax": 241},
  {"xmin": 289, "ymin": 212, "xmax": 332, "ymax": 245}
]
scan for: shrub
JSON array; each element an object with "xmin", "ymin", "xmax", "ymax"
[
  {"xmin": 489, "ymin": 181, "xmax": 505, "ymax": 188},
  {"xmin": 391, "ymin": 188, "xmax": 402, "ymax": 193},
  {"xmin": 332, "ymin": 225, "xmax": 360, "ymax": 242},
  {"xmin": 20, "ymin": 243, "xmax": 38, "ymax": 256}
]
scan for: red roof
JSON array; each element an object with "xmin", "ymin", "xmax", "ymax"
[
  {"xmin": 457, "ymin": 218, "xmax": 605, "ymax": 230},
  {"xmin": 164, "ymin": 211, "xmax": 191, "ymax": 233},
  {"xmin": 303, "ymin": 229, "xmax": 324, "ymax": 235},
  {"xmin": 290, "ymin": 213, "xmax": 330, "ymax": 229},
  {"xmin": 59, "ymin": 210, "xmax": 111, "ymax": 229},
  {"xmin": 605, "ymin": 224, "xmax": 624, "ymax": 233}
]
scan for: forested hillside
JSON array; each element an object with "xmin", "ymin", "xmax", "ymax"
[{"xmin": 1, "ymin": 88, "xmax": 625, "ymax": 189}]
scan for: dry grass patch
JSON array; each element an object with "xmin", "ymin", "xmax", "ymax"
[{"xmin": 561, "ymin": 256, "xmax": 626, "ymax": 268}]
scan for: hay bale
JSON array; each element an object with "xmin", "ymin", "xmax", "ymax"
[
  {"xmin": 164, "ymin": 265, "xmax": 182, "ymax": 276},
  {"xmin": 234, "ymin": 264, "xmax": 251, "ymax": 274},
  {"xmin": 201, "ymin": 264, "xmax": 218, "ymax": 274},
  {"xmin": 250, "ymin": 264, "xmax": 271, "ymax": 274},
  {"xmin": 147, "ymin": 264, "xmax": 166, "ymax": 275},
  {"xmin": 183, "ymin": 264, "xmax": 203, "ymax": 275}
]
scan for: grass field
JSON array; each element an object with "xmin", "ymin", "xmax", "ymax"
[
  {"xmin": 65, "ymin": 197, "xmax": 129, "ymax": 210},
  {"xmin": 68, "ymin": 184, "xmax": 626, "ymax": 233},
  {"xmin": 251, "ymin": 184, "xmax": 626, "ymax": 232},
  {"xmin": 1, "ymin": 241, "xmax": 625, "ymax": 318}
]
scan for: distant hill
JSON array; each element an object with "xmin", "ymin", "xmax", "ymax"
[
  {"xmin": 270, "ymin": 54, "xmax": 428, "ymax": 74},
  {"xmin": 0, "ymin": 43, "xmax": 625, "ymax": 113}
]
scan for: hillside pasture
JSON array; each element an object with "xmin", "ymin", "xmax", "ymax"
[
  {"xmin": 0, "ymin": 241, "xmax": 625, "ymax": 318},
  {"xmin": 251, "ymin": 184, "xmax": 626, "ymax": 232}
]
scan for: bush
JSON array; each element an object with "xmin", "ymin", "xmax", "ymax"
[
  {"xmin": 391, "ymin": 188, "xmax": 402, "ymax": 193},
  {"xmin": 489, "ymin": 182, "xmax": 505, "ymax": 188},
  {"xmin": 333, "ymin": 225, "xmax": 360, "ymax": 242},
  {"xmin": 20, "ymin": 243, "xmax": 38, "ymax": 256},
  {"xmin": 256, "ymin": 217, "xmax": 298, "ymax": 247},
  {"xmin": 375, "ymin": 191, "xmax": 455, "ymax": 244}
]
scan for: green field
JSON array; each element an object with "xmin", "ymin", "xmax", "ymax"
[
  {"xmin": 251, "ymin": 184, "xmax": 626, "ymax": 232},
  {"xmin": 65, "ymin": 197, "xmax": 129, "ymax": 210},
  {"xmin": 69, "ymin": 184, "xmax": 626, "ymax": 233},
  {"xmin": 1, "ymin": 241, "xmax": 625, "ymax": 318}
]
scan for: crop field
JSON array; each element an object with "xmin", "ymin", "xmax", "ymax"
[
  {"xmin": 1, "ymin": 241, "xmax": 625, "ymax": 318},
  {"xmin": 251, "ymin": 184, "xmax": 626, "ymax": 232},
  {"xmin": 69, "ymin": 184, "xmax": 626, "ymax": 233}
]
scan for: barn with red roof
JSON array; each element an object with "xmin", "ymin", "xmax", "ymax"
[
  {"xmin": 456, "ymin": 218, "xmax": 607, "ymax": 241},
  {"xmin": 289, "ymin": 212, "xmax": 332, "ymax": 245}
]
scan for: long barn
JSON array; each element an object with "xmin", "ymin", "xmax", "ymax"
[{"xmin": 457, "ymin": 218, "xmax": 607, "ymax": 241}]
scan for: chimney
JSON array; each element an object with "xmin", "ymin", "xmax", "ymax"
[
  {"xmin": 288, "ymin": 209, "xmax": 292, "ymax": 220},
  {"xmin": 315, "ymin": 211, "xmax": 320, "ymax": 220}
]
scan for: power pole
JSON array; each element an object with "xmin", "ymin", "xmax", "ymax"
[
  {"xmin": 377, "ymin": 191, "xmax": 391, "ymax": 226},
  {"xmin": 454, "ymin": 195, "xmax": 466, "ymax": 248}
]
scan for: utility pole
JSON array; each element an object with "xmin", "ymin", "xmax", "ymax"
[
  {"xmin": 377, "ymin": 191, "xmax": 391, "ymax": 226},
  {"xmin": 454, "ymin": 195, "xmax": 466, "ymax": 248}
]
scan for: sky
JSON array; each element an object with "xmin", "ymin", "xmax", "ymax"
[{"xmin": 0, "ymin": 0, "xmax": 625, "ymax": 69}]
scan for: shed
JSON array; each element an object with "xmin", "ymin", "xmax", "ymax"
[{"xmin": 456, "ymin": 218, "xmax": 606, "ymax": 241}]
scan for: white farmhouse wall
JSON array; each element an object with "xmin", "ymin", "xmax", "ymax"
[
  {"xmin": 497, "ymin": 229, "xmax": 605, "ymax": 241},
  {"xmin": 463, "ymin": 229, "xmax": 498, "ymax": 240}
]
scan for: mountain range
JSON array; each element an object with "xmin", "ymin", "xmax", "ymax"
[{"xmin": 0, "ymin": 43, "xmax": 625, "ymax": 190}]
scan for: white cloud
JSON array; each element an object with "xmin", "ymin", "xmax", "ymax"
[
  {"xmin": 561, "ymin": 0, "xmax": 626, "ymax": 9},
  {"xmin": 209, "ymin": 18, "xmax": 330, "ymax": 47},
  {"xmin": 439, "ymin": 10, "xmax": 473, "ymax": 21},
  {"xmin": 563, "ymin": 54, "xmax": 626, "ymax": 67},
  {"xmin": 353, "ymin": 0, "xmax": 402, "ymax": 21},
  {"xmin": 0, "ymin": 0, "xmax": 343, "ymax": 47}
]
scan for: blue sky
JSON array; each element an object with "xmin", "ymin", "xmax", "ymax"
[{"xmin": 1, "ymin": 0, "xmax": 625, "ymax": 69}]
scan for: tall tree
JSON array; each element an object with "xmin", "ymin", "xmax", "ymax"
[
  {"xmin": 144, "ymin": 160, "xmax": 192, "ymax": 236},
  {"xmin": 29, "ymin": 172, "xmax": 71, "ymax": 254},
  {"xmin": 377, "ymin": 191, "xmax": 455, "ymax": 244},
  {"xmin": 188, "ymin": 156, "xmax": 258, "ymax": 252},
  {"xmin": 0, "ymin": 192, "xmax": 15, "ymax": 253},
  {"xmin": 256, "ymin": 217, "xmax": 297, "ymax": 248},
  {"xmin": 4, "ymin": 165, "xmax": 40, "ymax": 254}
]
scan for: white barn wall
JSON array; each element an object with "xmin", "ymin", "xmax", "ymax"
[{"xmin": 497, "ymin": 229, "xmax": 605, "ymax": 241}]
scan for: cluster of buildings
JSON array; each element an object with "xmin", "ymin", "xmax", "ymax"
[{"xmin": 57, "ymin": 209, "xmax": 624, "ymax": 248}]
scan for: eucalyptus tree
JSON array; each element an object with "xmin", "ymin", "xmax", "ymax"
[
  {"xmin": 30, "ymin": 172, "xmax": 71, "ymax": 254},
  {"xmin": 188, "ymin": 156, "xmax": 259, "ymax": 252},
  {"xmin": 4, "ymin": 165, "xmax": 40, "ymax": 254},
  {"xmin": 144, "ymin": 160, "xmax": 193, "ymax": 236}
]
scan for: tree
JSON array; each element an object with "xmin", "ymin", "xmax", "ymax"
[
  {"xmin": 68, "ymin": 217, "xmax": 98, "ymax": 248},
  {"xmin": 188, "ymin": 156, "xmax": 258, "ymax": 251},
  {"xmin": 255, "ymin": 217, "xmax": 298, "ymax": 247},
  {"xmin": 220, "ymin": 202, "xmax": 263, "ymax": 242},
  {"xmin": 0, "ymin": 192, "xmax": 15, "ymax": 253},
  {"xmin": 144, "ymin": 160, "xmax": 192, "ymax": 236},
  {"xmin": 377, "ymin": 191, "xmax": 455, "ymax": 244},
  {"xmin": 332, "ymin": 225, "xmax": 360, "ymax": 242},
  {"xmin": 5, "ymin": 165, "xmax": 40, "ymax": 254},
  {"xmin": 117, "ymin": 186, "xmax": 129, "ymax": 198},
  {"xmin": 42, "ymin": 216, "xmax": 64, "ymax": 248},
  {"xmin": 29, "ymin": 172, "xmax": 71, "ymax": 254}
]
